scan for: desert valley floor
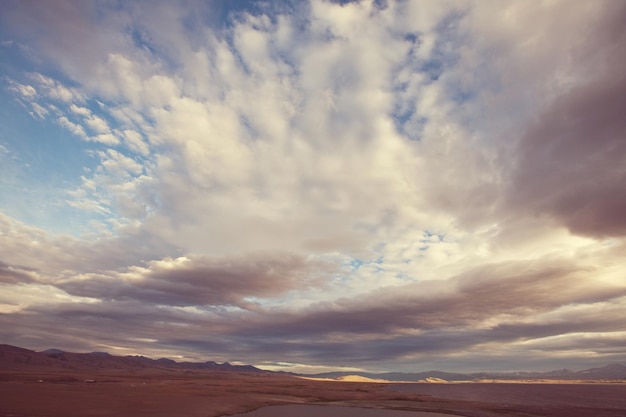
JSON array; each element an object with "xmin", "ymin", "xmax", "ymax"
[
  {"xmin": 1, "ymin": 345, "xmax": 625, "ymax": 417},
  {"xmin": 2, "ymin": 369, "xmax": 626, "ymax": 417}
]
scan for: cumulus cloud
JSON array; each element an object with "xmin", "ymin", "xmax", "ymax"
[
  {"xmin": 6, "ymin": 80, "xmax": 37, "ymax": 98},
  {"xmin": 57, "ymin": 116, "xmax": 88, "ymax": 139}
]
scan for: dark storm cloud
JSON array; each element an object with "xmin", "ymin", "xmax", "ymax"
[
  {"xmin": 56, "ymin": 253, "xmax": 334, "ymax": 308},
  {"xmin": 490, "ymin": 302, "xmax": 626, "ymax": 342},
  {"xmin": 228, "ymin": 259, "xmax": 625, "ymax": 339},
  {"xmin": 160, "ymin": 297, "xmax": 626, "ymax": 366},
  {"xmin": 508, "ymin": 3, "xmax": 626, "ymax": 238},
  {"xmin": 154, "ymin": 259, "xmax": 622, "ymax": 366},
  {"xmin": 113, "ymin": 259, "xmax": 623, "ymax": 365},
  {"xmin": 3, "ymin": 260, "xmax": 624, "ymax": 367},
  {"xmin": 161, "ymin": 332, "xmax": 488, "ymax": 364}
]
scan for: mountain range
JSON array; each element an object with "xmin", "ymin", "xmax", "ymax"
[
  {"xmin": 306, "ymin": 364, "xmax": 626, "ymax": 382},
  {"xmin": 0, "ymin": 344, "xmax": 265, "ymax": 373},
  {"xmin": 2, "ymin": 344, "xmax": 625, "ymax": 381}
]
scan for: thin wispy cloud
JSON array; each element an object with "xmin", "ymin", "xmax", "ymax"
[{"xmin": 0, "ymin": 0, "xmax": 624, "ymax": 372}]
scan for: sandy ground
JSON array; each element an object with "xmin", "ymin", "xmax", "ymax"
[
  {"xmin": 1, "ymin": 369, "xmax": 625, "ymax": 417},
  {"xmin": 231, "ymin": 404, "xmax": 459, "ymax": 416}
]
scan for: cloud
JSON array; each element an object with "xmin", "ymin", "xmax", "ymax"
[
  {"xmin": 0, "ymin": 0, "xmax": 625, "ymax": 372},
  {"xmin": 120, "ymin": 129, "xmax": 150, "ymax": 156},
  {"xmin": 84, "ymin": 114, "xmax": 110, "ymax": 134},
  {"xmin": 225, "ymin": 257, "xmax": 625, "ymax": 339},
  {"xmin": 56, "ymin": 115, "xmax": 88, "ymax": 139},
  {"xmin": 56, "ymin": 252, "xmax": 337, "ymax": 308},
  {"xmin": 6, "ymin": 80, "xmax": 37, "ymax": 98},
  {"xmin": 0, "ymin": 259, "xmax": 36, "ymax": 284},
  {"xmin": 29, "ymin": 73, "xmax": 82, "ymax": 103},
  {"xmin": 506, "ymin": 9, "xmax": 626, "ymax": 237},
  {"xmin": 2, "ymin": 246, "xmax": 625, "ymax": 369}
]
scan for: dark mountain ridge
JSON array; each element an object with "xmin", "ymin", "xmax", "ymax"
[
  {"xmin": 0, "ymin": 344, "xmax": 266, "ymax": 374},
  {"xmin": 2, "ymin": 344, "xmax": 625, "ymax": 381}
]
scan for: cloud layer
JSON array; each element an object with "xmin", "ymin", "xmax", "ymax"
[{"xmin": 1, "ymin": 0, "xmax": 625, "ymax": 372}]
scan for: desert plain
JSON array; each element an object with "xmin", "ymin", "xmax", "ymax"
[
  {"xmin": 2, "ymin": 345, "xmax": 626, "ymax": 417},
  {"xmin": 2, "ymin": 368, "xmax": 626, "ymax": 417}
]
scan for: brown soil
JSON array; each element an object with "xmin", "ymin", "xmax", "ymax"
[{"xmin": 1, "ymin": 369, "xmax": 624, "ymax": 417}]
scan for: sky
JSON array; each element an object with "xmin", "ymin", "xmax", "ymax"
[{"xmin": 0, "ymin": 0, "xmax": 625, "ymax": 374}]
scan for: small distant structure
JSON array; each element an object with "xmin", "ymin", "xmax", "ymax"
[{"xmin": 84, "ymin": 379, "xmax": 97, "ymax": 383}]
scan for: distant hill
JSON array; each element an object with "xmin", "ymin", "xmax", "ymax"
[
  {"xmin": 469, "ymin": 364, "xmax": 626, "ymax": 381},
  {"xmin": 303, "ymin": 364, "xmax": 626, "ymax": 382},
  {"xmin": 573, "ymin": 364, "xmax": 626, "ymax": 379},
  {"xmin": 3, "ymin": 344, "xmax": 625, "ymax": 381},
  {"xmin": 0, "ymin": 344, "xmax": 267, "ymax": 374}
]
